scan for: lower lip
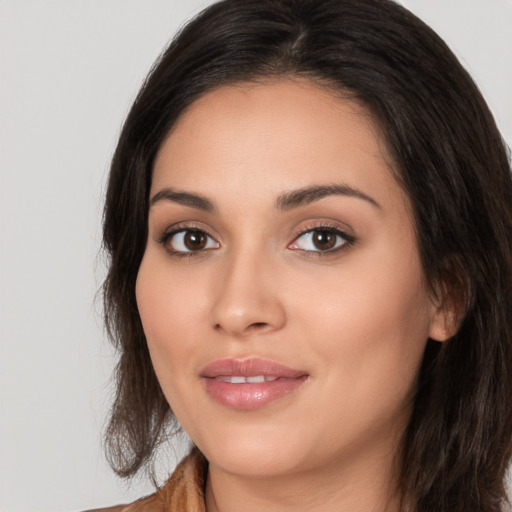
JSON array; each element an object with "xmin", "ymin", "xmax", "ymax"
[{"xmin": 203, "ymin": 377, "xmax": 308, "ymax": 410}]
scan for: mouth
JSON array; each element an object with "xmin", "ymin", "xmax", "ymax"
[
  {"xmin": 212, "ymin": 375, "xmax": 280, "ymax": 383},
  {"xmin": 200, "ymin": 358, "xmax": 309, "ymax": 410}
]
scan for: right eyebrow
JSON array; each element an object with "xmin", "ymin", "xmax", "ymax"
[
  {"xmin": 150, "ymin": 187, "xmax": 216, "ymax": 213},
  {"xmin": 276, "ymin": 184, "xmax": 381, "ymax": 211}
]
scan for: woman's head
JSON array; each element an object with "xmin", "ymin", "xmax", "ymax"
[
  {"xmin": 136, "ymin": 79, "xmax": 449, "ymax": 498},
  {"xmin": 102, "ymin": 0, "xmax": 512, "ymax": 509}
]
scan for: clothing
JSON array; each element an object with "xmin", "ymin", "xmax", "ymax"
[{"xmin": 86, "ymin": 448, "xmax": 207, "ymax": 512}]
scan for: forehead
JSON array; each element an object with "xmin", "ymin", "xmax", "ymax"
[{"xmin": 152, "ymin": 80, "xmax": 408, "ymax": 215}]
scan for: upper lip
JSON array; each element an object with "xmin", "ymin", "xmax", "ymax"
[{"xmin": 200, "ymin": 358, "xmax": 308, "ymax": 378}]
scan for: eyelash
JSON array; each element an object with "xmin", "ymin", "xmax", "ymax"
[
  {"xmin": 158, "ymin": 224, "xmax": 217, "ymax": 260},
  {"xmin": 290, "ymin": 222, "xmax": 356, "ymax": 256},
  {"xmin": 157, "ymin": 222, "xmax": 356, "ymax": 258}
]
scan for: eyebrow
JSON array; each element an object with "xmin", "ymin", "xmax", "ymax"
[
  {"xmin": 276, "ymin": 184, "xmax": 381, "ymax": 211},
  {"xmin": 149, "ymin": 183, "xmax": 381, "ymax": 213},
  {"xmin": 150, "ymin": 188, "xmax": 216, "ymax": 212}
]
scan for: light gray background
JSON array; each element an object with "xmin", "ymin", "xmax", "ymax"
[{"xmin": 1, "ymin": 1, "xmax": 511, "ymax": 511}]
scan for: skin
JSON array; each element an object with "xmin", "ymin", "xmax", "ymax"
[{"xmin": 136, "ymin": 80, "xmax": 451, "ymax": 512}]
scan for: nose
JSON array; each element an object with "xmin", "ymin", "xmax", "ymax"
[{"xmin": 209, "ymin": 249, "xmax": 287, "ymax": 337}]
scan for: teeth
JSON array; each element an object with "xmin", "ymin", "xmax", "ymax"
[
  {"xmin": 214, "ymin": 375, "xmax": 278, "ymax": 383},
  {"xmin": 246, "ymin": 375, "xmax": 265, "ymax": 383}
]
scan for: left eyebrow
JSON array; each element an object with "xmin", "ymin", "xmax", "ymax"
[
  {"xmin": 276, "ymin": 184, "xmax": 381, "ymax": 211},
  {"xmin": 150, "ymin": 187, "xmax": 216, "ymax": 212}
]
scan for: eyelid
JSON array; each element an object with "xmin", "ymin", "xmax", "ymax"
[
  {"xmin": 154, "ymin": 220, "xmax": 355, "ymax": 257},
  {"xmin": 156, "ymin": 220, "xmax": 216, "ymax": 242},
  {"xmin": 157, "ymin": 222, "xmax": 220, "ymax": 256},
  {"xmin": 288, "ymin": 222, "xmax": 356, "ymax": 254}
]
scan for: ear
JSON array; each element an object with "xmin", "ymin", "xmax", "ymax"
[
  {"xmin": 428, "ymin": 304, "xmax": 459, "ymax": 342},
  {"xmin": 428, "ymin": 272, "xmax": 465, "ymax": 342}
]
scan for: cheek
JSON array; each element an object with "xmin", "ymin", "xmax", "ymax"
[
  {"xmin": 135, "ymin": 255, "xmax": 205, "ymax": 380},
  {"xmin": 135, "ymin": 259, "xmax": 209, "ymax": 445},
  {"xmin": 292, "ymin": 245, "xmax": 432, "ymax": 401}
]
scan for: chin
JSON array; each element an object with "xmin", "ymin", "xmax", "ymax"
[
  {"xmin": 194, "ymin": 422, "xmax": 309, "ymax": 478},
  {"xmin": 208, "ymin": 445, "xmax": 303, "ymax": 479}
]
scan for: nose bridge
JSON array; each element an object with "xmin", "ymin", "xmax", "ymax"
[{"xmin": 209, "ymin": 241, "xmax": 286, "ymax": 336}]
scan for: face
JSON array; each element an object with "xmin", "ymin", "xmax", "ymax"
[{"xmin": 136, "ymin": 80, "xmax": 447, "ymax": 480}]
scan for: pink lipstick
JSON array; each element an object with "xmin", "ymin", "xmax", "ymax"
[{"xmin": 200, "ymin": 358, "xmax": 309, "ymax": 410}]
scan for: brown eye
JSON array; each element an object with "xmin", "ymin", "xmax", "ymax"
[
  {"xmin": 184, "ymin": 230, "xmax": 207, "ymax": 250},
  {"xmin": 166, "ymin": 229, "xmax": 219, "ymax": 253},
  {"xmin": 289, "ymin": 227, "xmax": 352, "ymax": 253},
  {"xmin": 312, "ymin": 230, "xmax": 336, "ymax": 251}
]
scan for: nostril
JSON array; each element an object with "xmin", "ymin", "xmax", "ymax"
[
  {"xmin": 248, "ymin": 322, "xmax": 269, "ymax": 330},
  {"xmin": 210, "ymin": 292, "xmax": 287, "ymax": 335},
  {"xmin": 213, "ymin": 321, "xmax": 269, "ymax": 334}
]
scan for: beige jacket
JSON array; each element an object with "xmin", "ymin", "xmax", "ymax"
[{"xmin": 86, "ymin": 449, "xmax": 207, "ymax": 512}]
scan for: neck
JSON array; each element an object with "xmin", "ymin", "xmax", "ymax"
[{"xmin": 204, "ymin": 444, "xmax": 403, "ymax": 512}]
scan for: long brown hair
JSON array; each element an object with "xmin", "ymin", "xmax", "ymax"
[{"xmin": 102, "ymin": 1, "xmax": 512, "ymax": 510}]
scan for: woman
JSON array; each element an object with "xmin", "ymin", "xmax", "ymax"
[{"xmin": 99, "ymin": 0, "xmax": 512, "ymax": 510}]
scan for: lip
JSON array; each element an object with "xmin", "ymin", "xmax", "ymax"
[{"xmin": 200, "ymin": 358, "xmax": 309, "ymax": 410}]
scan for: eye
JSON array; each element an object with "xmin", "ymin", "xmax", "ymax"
[
  {"xmin": 162, "ymin": 228, "xmax": 220, "ymax": 253},
  {"xmin": 289, "ymin": 227, "xmax": 353, "ymax": 253}
]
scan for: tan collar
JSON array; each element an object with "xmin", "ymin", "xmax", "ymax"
[{"xmin": 124, "ymin": 448, "xmax": 207, "ymax": 512}]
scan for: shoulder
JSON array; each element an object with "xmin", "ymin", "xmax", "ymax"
[
  {"xmin": 80, "ymin": 492, "xmax": 160, "ymax": 512},
  {"xmin": 82, "ymin": 506, "xmax": 128, "ymax": 512},
  {"xmin": 81, "ymin": 447, "xmax": 207, "ymax": 512},
  {"xmin": 81, "ymin": 496, "xmax": 156, "ymax": 512}
]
